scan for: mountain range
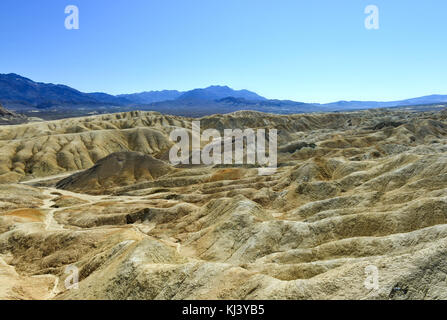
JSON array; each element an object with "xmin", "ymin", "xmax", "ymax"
[{"xmin": 1, "ymin": 73, "xmax": 446, "ymax": 117}]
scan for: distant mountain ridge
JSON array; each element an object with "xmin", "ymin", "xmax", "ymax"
[
  {"xmin": 322, "ymin": 95, "xmax": 447, "ymax": 109},
  {"xmin": 117, "ymin": 90, "xmax": 183, "ymax": 104},
  {"xmin": 0, "ymin": 73, "xmax": 125, "ymax": 109},
  {"xmin": 0, "ymin": 74, "xmax": 266, "ymax": 109},
  {"xmin": 117, "ymin": 85, "xmax": 266, "ymax": 104},
  {"xmin": 177, "ymin": 85, "xmax": 266, "ymax": 102},
  {"xmin": 0, "ymin": 73, "xmax": 446, "ymax": 118}
]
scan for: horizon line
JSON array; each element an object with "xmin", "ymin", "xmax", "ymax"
[{"xmin": 2, "ymin": 72, "xmax": 446, "ymax": 105}]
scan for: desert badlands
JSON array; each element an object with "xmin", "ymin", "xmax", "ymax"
[{"xmin": 0, "ymin": 108, "xmax": 447, "ymax": 300}]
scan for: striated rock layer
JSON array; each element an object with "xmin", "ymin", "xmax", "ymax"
[{"xmin": 0, "ymin": 108, "xmax": 446, "ymax": 300}]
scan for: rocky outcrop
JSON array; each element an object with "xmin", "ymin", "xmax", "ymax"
[
  {"xmin": 56, "ymin": 152, "xmax": 174, "ymax": 194},
  {"xmin": 0, "ymin": 102, "xmax": 27, "ymax": 125}
]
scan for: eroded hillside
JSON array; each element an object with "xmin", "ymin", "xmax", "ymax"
[{"xmin": 0, "ymin": 109, "xmax": 446, "ymax": 300}]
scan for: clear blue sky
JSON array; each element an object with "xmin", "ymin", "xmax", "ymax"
[{"xmin": 0, "ymin": 0, "xmax": 446, "ymax": 102}]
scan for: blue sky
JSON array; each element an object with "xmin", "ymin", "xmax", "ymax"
[{"xmin": 0, "ymin": 0, "xmax": 446, "ymax": 102}]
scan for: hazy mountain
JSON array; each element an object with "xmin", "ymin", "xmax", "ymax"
[
  {"xmin": 393, "ymin": 94, "xmax": 447, "ymax": 106},
  {"xmin": 0, "ymin": 74, "xmax": 267, "ymax": 112},
  {"xmin": 118, "ymin": 86, "xmax": 266, "ymax": 104},
  {"xmin": 86, "ymin": 92, "xmax": 132, "ymax": 105},
  {"xmin": 117, "ymin": 90, "xmax": 183, "ymax": 104},
  {"xmin": 322, "ymin": 95, "xmax": 447, "ymax": 110},
  {"xmin": 1, "ymin": 73, "xmax": 447, "ymax": 118},
  {"xmin": 177, "ymin": 85, "xmax": 266, "ymax": 101},
  {"xmin": 0, "ymin": 73, "xmax": 96, "ymax": 108},
  {"xmin": 0, "ymin": 73, "xmax": 127, "ymax": 109}
]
